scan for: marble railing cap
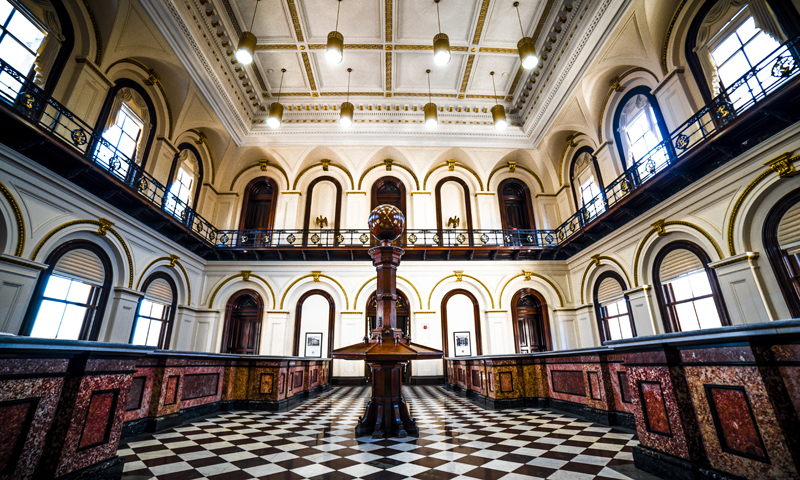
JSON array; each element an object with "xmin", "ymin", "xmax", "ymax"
[
  {"xmin": 603, "ymin": 318, "xmax": 800, "ymax": 350},
  {"xmin": 444, "ymin": 346, "xmax": 614, "ymax": 361},
  {"xmin": 148, "ymin": 350, "xmax": 332, "ymax": 361},
  {"xmin": 0, "ymin": 335, "xmax": 156, "ymax": 356}
]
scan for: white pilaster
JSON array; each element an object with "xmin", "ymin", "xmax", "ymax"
[
  {"xmin": 0, "ymin": 255, "xmax": 47, "ymax": 335},
  {"xmin": 194, "ymin": 309, "xmax": 220, "ymax": 352},
  {"xmin": 101, "ymin": 287, "xmax": 144, "ymax": 343},
  {"xmin": 575, "ymin": 304, "xmax": 599, "ymax": 348},
  {"xmin": 625, "ymin": 285, "xmax": 660, "ymax": 336},
  {"xmin": 709, "ymin": 253, "xmax": 771, "ymax": 325},
  {"xmin": 411, "ymin": 311, "xmax": 441, "ymax": 377},
  {"xmin": 552, "ymin": 309, "xmax": 578, "ymax": 350},
  {"xmin": 484, "ymin": 310, "xmax": 511, "ymax": 354},
  {"xmin": 172, "ymin": 306, "xmax": 197, "ymax": 351}
]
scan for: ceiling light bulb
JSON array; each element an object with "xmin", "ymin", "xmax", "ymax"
[
  {"xmin": 267, "ymin": 102, "xmax": 283, "ymax": 129},
  {"xmin": 518, "ymin": 37, "xmax": 538, "ymax": 69},
  {"xmin": 339, "ymin": 101, "xmax": 354, "ymax": 127},
  {"xmin": 492, "ymin": 104, "xmax": 508, "ymax": 130},
  {"xmin": 326, "ymin": 31, "xmax": 344, "ymax": 64},
  {"xmin": 236, "ymin": 31, "xmax": 256, "ymax": 65},
  {"xmin": 433, "ymin": 33, "xmax": 451, "ymax": 65},
  {"xmin": 423, "ymin": 102, "xmax": 438, "ymax": 129}
]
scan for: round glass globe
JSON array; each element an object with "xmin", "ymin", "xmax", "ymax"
[
  {"xmin": 266, "ymin": 116, "xmax": 281, "ymax": 129},
  {"xmin": 434, "ymin": 49, "xmax": 450, "ymax": 65},
  {"xmin": 326, "ymin": 48, "xmax": 343, "ymax": 64},
  {"xmin": 521, "ymin": 54, "xmax": 538, "ymax": 69},
  {"xmin": 339, "ymin": 115, "xmax": 352, "ymax": 128},
  {"xmin": 236, "ymin": 49, "xmax": 253, "ymax": 65},
  {"xmin": 494, "ymin": 118, "xmax": 508, "ymax": 130}
]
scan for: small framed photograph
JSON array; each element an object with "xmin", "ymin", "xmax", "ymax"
[
  {"xmin": 453, "ymin": 332, "xmax": 471, "ymax": 357},
  {"xmin": 304, "ymin": 332, "xmax": 323, "ymax": 358}
]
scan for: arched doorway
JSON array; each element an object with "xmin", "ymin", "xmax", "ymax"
[
  {"xmin": 498, "ymin": 178, "xmax": 536, "ymax": 246},
  {"xmin": 441, "ymin": 289, "xmax": 482, "ymax": 359},
  {"xmin": 365, "ymin": 289, "xmax": 411, "ymax": 381},
  {"xmin": 293, "ymin": 290, "xmax": 335, "ymax": 357},
  {"xmin": 511, "ymin": 289, "xmax": 552, "ymax": 353},
  {"xmin": 221, "ymin": 289, "xmax": 263, "ymax": 354},
  {"xmin": 239, "ymin": 177, "xmax": 278, "ymax": 231}
]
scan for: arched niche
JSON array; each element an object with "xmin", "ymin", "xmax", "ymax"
[
  {"xmin": 441, "ymin": 289, "xmax": 482, "ymax": 358},
  {"xmin": 293, "ymin": 290, "xmax": 335, "ymax": 358},
  {"xmin": 435, "ymin": 177, "xmax": 473, "ymax": 246},
  {"xmin": 511, "ymin": 288, "xmax": 552, "ymax": 353},
  {"xmin": 303, "ymin": 176, "xmax": 342, "ymax": 246},
  {"xmin": 221, "ymin": 289, "xmax": 264, "ymax": 354}
]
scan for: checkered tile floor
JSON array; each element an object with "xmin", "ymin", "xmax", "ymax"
[{"xmin": 119, "ymin": 386, "xmax": 643, "ymax": 480}]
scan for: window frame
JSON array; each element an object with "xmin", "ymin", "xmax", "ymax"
[
  {"xmin": 593, "ymin": 271, "xmax": 636, "ymax": 343},
  {"xmin": 0, "ymin": 2, "xmax": 46, "ymax": 76},
  {"xmin": 167, "ymin": 143, "xmax": 204, "ymax": 214},
  {"xmin": 653, "ymin": 240, "xmax": 730, "ymax": 333},
  {"xmin": 763, "ymin": 186, "xmax": 800, "ymax": 318},
  {"xmin": 21, "ymin": 240, "xmax": 113, "ymax": 341},
  {"xmin": 132, "ymin": 272, "xmax": 178, "ymax": 349},
  {"xmin": 569, "ymin": 146, "xmax": 604, "ymax": 214},
  {"xmin": 612, "ymin": 86, "xmax": 672, "ymax": 171}
]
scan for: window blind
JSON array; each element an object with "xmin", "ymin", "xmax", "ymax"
[
  {"xmin": 145, "ymin": 278, "xmax": 173, "ymax": 304},
  {"xmin": 659, "ymin": 248, "xmax": 705, "ymax": 284},
  {"xmin": 54, "ymin": 249, "xmax": 105, "ymax": 284},
  {"xmin": 777, "ymin": 201, "xmax": 800, "ymax": 249},
  {"xmin": 597, "ymin": 277, "xmax": 624, "ymax": 304}
]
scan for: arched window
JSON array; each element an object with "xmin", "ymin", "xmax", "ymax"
[
  {"xmin": 435, "ymin": 177, "xmax": 473, "ymax": 246},
  {"xmin": 239, "ymin": 177, "xmax": 278, "ymax": 231},
  {"xmin": 511, "ymin": 288, "xmax": 552, "ymax": 353},
  {"xmin": 23, "ymin": 240, "xmax": 112, "ymax": 341},
  {"xmin": 654, "ymin": 241, "xmax": 730, "ymax": 332},
  {"xmin": 165, "ymin": 143, "xmax": 203, "ymax": 219},
  {"xmin": 441, "ymin": 289, "xmax": 482, "ymax": 357},
  {"xmin": 293, "ymin": 290, "xmax": 335, "ymax": 358},
  {"xmin": 613, "ymin": 87, "xmax": 672, "ymax": 180},
  {"xmin": 569, "ymin": 147, "xmax": 604, "ymax": 217},
  {"xmin": 303, "ymin": 176, "xmax": 342, "ymax": 246},
  {"xmin": 94, "ymin": 80, "xmax": 157, "ymax": 175},
  {"xmin": 687, "ymin": 1, "xmax": 799, "ymax": 105},
  {"xmin": 0, "ymin": 3, "xmax": 45, "ymax": 87},
  {"xmin": 593, "ymin": 272, "xmax": 635, "ymax": 342},
  {"xmin": 764, "ymin": 187, "xmax": 800, "ymax": 317},
  {"xmin": 371, "ymin": 176, "xmax": 406, "ymax": 214},
  {"xmin": 132, "ymin": 273, "xmax": 177, "ymax": 348},
  {"xmin": 498, "ymin": 179, "xmax": 536, "ymax": 232},
  {"xmin": 221, "ymin": 289, "xmax": 263, "ymax": 354}
]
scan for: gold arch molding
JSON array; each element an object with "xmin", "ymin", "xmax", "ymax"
[
  {"xmin": 426, "ymin": 273, "xmax": 495, "ymax": 309},
  {"xmin": 206, "ymin": 272, "xmax": 277, "ymax": 309},
  {"xmin": 187, "ymin": 129, "xmax": 217, "ymax": 184},
  {"xmin": 293, "ymin": 160, "xmax": 355, "ymax": 190},
  {"xmin": 498, "ymin": 273, "xmax": 564, "ymax": 308},
  {"xmin": 579, "ymin": 256, "xmax": 632, "ymax": 304},
  {"xmin": 633, "ymin": 220, "xmax": 724, "ymax": 286},
  {"xmin": 229, "ymin": 161, "xmax": 291, "ymax": 191},
  {"xmin": 279, "ymin": 273, "xmax": 350, "ymax": 309},
  {"xmin": 661, "ymin": 0, "xmax": 689, "ymax": 75},
  {"xmin": 486, "ymin": 161, "xmax": 545, "ymax": 192},
  {"xmin": 557, "ymin": 132, "xmax": 588, "ymax": 187},
  {"xmin": 597, "ymin": 67, "xmax": 660, "ymax": 143},
  {"xmin": 353, "ymin": 275, "xmax": 423, "ymax": 309},
  {"xmin": 30, "ymin": 219, "xmax": 135, "ymax": 288},
  {"xmin": 104, "ymin": 58, "xmax": 174, "ymax": 140},
  {"xmin": 0, "ymin": 181, "xmax": 25, "ymax": 257},
  {"xmin": 423, "ymin": 161, "xmax": 485, "ymax": 191},
  {"xmin": 357, "ymin": 160, "xmax": 420, "ymax": 190},
  {"xmin": 136, "ymin": 256, "xmax": 193, "ymax": 305}
]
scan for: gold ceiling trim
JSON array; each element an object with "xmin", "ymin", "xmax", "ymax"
[
  {"xmin": 385, "ymin": 51, "xmax": 392, "ymax": 91},
  {"xmin": 318, "ymin": 92, "xmax": 385, "ymax": 96},
  {"xmin": 479, "ymin": 47, "xmax": 517, "ymax": 54},
  {"xmin": 301, "ymin": 52, "xmax": 316, "ymax": 91},
  {"xmin": 357, "ymin": 160, "xmax": 420, "ymax": 190},
  {"xmin": 392, "ymin": 45, "xmax": 469, "ymax": 52},
  {"xmin": 286, "ymin": 0, "xmax": 305, "ymax": 42},
  {"xmin": 661, "ymin": 0, "xmax": 688, "ymax": 75},
  {"xmin": 509, "ymin": 0, "xmax": 556, "ymax": 97},
  {"xmin": 307, "ymin": 44, "xmax": 383, "ymax": 50},
  {"xmin": 252, "ymin": 64, "xmax": 267, "ymax": 92},
  {"xmin": 393, "ymin": 92, "xmax": 458, "ymax": 98},
  {"xmin": 498, "ymin": 272, "xmax": 564, "ymax": 307},
  {"xmin": 255, "ymin": 45, "xmax": 298, "ymax": 50},
  {"xmin": 472, "ymin": 0, "xmax": 491, "ymax": 44},
  {"xmin": 220, "ymin": 0, "xmax": 242, "ymax": 37},
  {"xmin": 385, "ymin": 0, "xmax": 393, "ymax": 42},
  {"xmin": 460, "ymin": 54, "xmax": 475, "ymax": 93}
]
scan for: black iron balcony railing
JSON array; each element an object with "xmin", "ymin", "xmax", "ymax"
[{"xmin": 0, "ymin": 34, "xmax": 798, "ymax": 254}]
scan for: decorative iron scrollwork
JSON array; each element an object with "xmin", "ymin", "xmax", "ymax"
[
  {"xmin": 241, "ymin": 235, "xmax": 249, "ymax": 243},
  {"xmin": 433, "ymin": 233, "xmax": 440, "ymax": 243},
  {"xmin": 527, "ymin": 234, "xmax": 534, "ymax": 242},
  {"xmin": 568, "ymin": 221, "xmax": 577, "ymax": 233},
  {"xmin": 772, "ymin": 55, "xmax": 797, "ymax": 78},
  {"xmin": 71, "ymin": 128, "xmax": 87, "ymax": 146},
  {"xmin": 287, "ymin": 233, "xmax": 296, "ymax": 244},
  {"xmin": 674, "ymin": 134, "xmax": 690, "ymax": 151},
  {"xmin": 311, "ymin": 233, "xmax": 320, "ymax": 244},
  {"xmin": 457, "ymin": 233, "xmax": 466, "ymax": 244},
  {"xmin": 220, "ymin": 234, "xmax": 229, "ymax": 244},
  {"xmin": 180, "ymin": 209, "xmax": 188, "ymax": 221},
  {"xmin": 108, "ymin": 156, "xmax": 121, "ymax": 172},
  {"xmin": 480, "ymin": 233, "xmax": 489, "ymax": 244},
  {"xmin": 557, "ymin": 230, "xmax": 565, "ymax": 241},
  {"xmin": 207, "ymin": 231, "xmax": 216, "ymax": 242},
  {"xmin": 336, "ymin": 234, "xmax": 344, "ymax": 244},
  {"xmin": 138, "ymin": 178, "xmax": 149, "ymax": 192},
  {"xmin": 504, "ymin": 234, "xmax": 512, "ymax": 243},
  {"xmin": 621, "ymin": 179, "xmax": 631, "ymax": 192},
  {"xmin": 646, "ymin": 159, "xmax": 656, "ymax": 174},
  {"xmin": 545, "ymin": 234, "xmax": 555, "ymax": 244},
  {"xmin": 360, "ymin": 233, "xmax": 369, "ymax": 244},
  {"xmin": 196, "ymin": 222, "xmax": 204, "ymax": 233},
  {"xmin": 408, "ymin": 233, "xmax": 417, "ymax": 244}
]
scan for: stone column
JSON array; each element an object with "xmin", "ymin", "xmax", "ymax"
[
  {"xmin": 264, "ymin": 311, "xmax": 290, "ymax": 355},
  {"xmin": 0, "ymin": 254, "xmax": 47, "ymax": 334},
  {"xmin": 709, "ymin": 253, "xmax": 771, "ymax": 324},
  {"xmin": 552, "ymin": 308, "xmax": 578, "ymax": 350},
  {"xmin": 101, "ymin": 287, "xmax": 144, "ymax": 343},
  {"xmin": 193, "ymin": 309, "xmax": 221, "ymax": 352},
  {"xmin": 484, "ymin": 310, "xmax": 511, "ymax": 354},
  {"xmin": 625, "ymin": 285, "xmax": 660, "ymax": 336}
]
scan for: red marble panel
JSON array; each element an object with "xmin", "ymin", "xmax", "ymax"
[
  {"xmin": 500, "ymin": 372, "xmax": 513, "ymax": 392},
  {"xmin": 488, "ymin": 371, "xmax": 494, "ymax": 392},
  {"xmin": 181, "ymin": 373, "xmax": 219, "ymax": 400},
  {"xmin": 618, "ymin": 371, "xmax": 631, "ymax": 404},
  {"xmin": 78, "ymin": 390, "xmax": 117, "ymax": 449},
  {"xmin": 471, "ymin": 370, "xmax": 480, "ymax": 391},
  {"xmin": 0, "ymin": 358, "xmax": 68, "ymax": 376},
  {"xmin": 164, "ymin": 376, "xmax": 179, "ymax": 406},
  {"xmin": 0, "ymin": 399, "xmax": 36, "ymax": 474},
  {"xmin": 779, "ymin": 365, "xmax": 800, "ymax": 414},
  {"xmin": 639, "ymin": 381, "xmax": 671, "ymax": 436},
  {"xmin": 260, "ymin": 374, "xmax": 273, "ymax": 394},
  {"xmin": 293, "ymin": 371, "xmax": 303, "ymax": 389},
  {"xmin": 126, "ymin": 377, "xmax": 146, "ymax": 412},
  {"xmin": 588, "ymin": 371, "xmax": 601, "ymax": 400},
  {"xmin": 279, "ymin": 373, "xmax": 285, "ymax": 394},
  {"xmin": 680, "ymin": 347, "xmax": 755, "ymax": 364},
  {"xmin": 706, "ymin": 386, "xmax": 767, "ymax": 461},
  {"xmin": 125, "ymin": 367, "xmax": 155, "ymax": 422},
  {"xmin": 551, "ymin": 370, "xmax": 585, "ymax": 396}
]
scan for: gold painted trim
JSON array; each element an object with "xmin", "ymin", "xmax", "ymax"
[
  {"xmin": 301, "ymin": 52, "xmax": 316, "ymax": 92},
  {"xmin": 30, "ymin": 220, "xmax": 134, "ymax": 288},
  {"xmin": 385, "ymin": 0, "xmax": 393, "ymax": 43},
  {"xmin": 385, "ymin": 50, "xmax": 392, "ymax": 92},
  {"xmin": 135, "ymin": 256, "xmax": 193, "ymax": 305},
  {"xmin": 633, "ymin": 220, "xmax": 724, "ymax": 286},
  {"xmin": 423, "ymin": 161, "xmax": 484, "ymax": 191},
  {"xmin": 279, "ymin": 273, "xmax": 349, "ymax": 309},
  {"xmin": 206, "ymin": 272, "xmax": 277, "ymax": 309},
  {"xmin": 472, "ymin": 0, "xmax": 491, "ymax": 44},
  {"xmin": 475, "ymin": 192, "xmax": 495, "ymax": 196},
  {"xmin": 415, "ymin": 311, "xmax": 437, "ymax": 314},
  {"xmin": 188, "ymin": 129, "xmax": 217, "ymax": 184},
  {"xmin": 486, "ymin": 163, "xmax": 545, "ymax": 192},
  {"xmin": 557, "ymin": 132, "xmax": 585, "ymax": 187},
  {"xmin": 229, "ymin": 162, "xmax": 291, "ymax": 191},
  {"xmin": 353, "ymin": 275, "xmax": 423, "ymax": 310},
  {"xmin": 485, "ymin": 309, "xmax": 508, "ymax": 313},
  {"xmin": 579, "ymin": 256, "xmax": 631, "ymax": 304},
  {"xmin": 357, "ymin": 160, "xmax": 420, "ymax": 190},
  {"xmin": 0, "ymin": 181, "xmax": 25, "ymax": 257},
  {"xmin": 104, "ymin": 58, "xmax": 174, "ymax": 139},
  {"xmin": 460, "ymin": 55, "xmax": 475, "ymax": 93},
  {"xmin": 347, "ymin": 191, "xmax": 367, "ymax": 195},
  {"xmin": 661, "ymin": 0, "xmax": 689, "ymax": 76},
  {"xmin": 80, "ymin": 0, "xmax": 102, "ymax": 65},
  {"xmin": 709, "ymin": 254, "xmax": 759, "ymax": 270},
  {"xmin": 286, "ymin": 0, "xmax": 305, "ymax": 42},
  {"xmin": 426, "ymin": 273, "xmax": 495, "ymax": 309},
  {"xmin": 498, "ymin": 273, "xmax": 564, "ymax": 308},
  {"xmin": 293, "ymin": 161, "xmax": 355, "ymax": 190},
  {"xmin": 411, "ymin": 191, "xmax": 431, "ymax": 195},
  {"xmin": 596, "ymin": 67, "xmax": 659, "ymax": 143}
]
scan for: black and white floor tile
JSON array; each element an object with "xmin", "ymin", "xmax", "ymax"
[{"xmin": 119, "ymin": 386, "xmax": 645, "ymax": 480}]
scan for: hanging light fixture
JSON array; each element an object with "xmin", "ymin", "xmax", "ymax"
[
  {"xmin": 326, "ymin": 0, "xmax": 345, "ymax": 64},
  {"xmin": 490, "ymin": 71, "xmax": 507, "ymax": 130},
  {"xmin": 267, "ymin": 68, "xmax": 286, "ymax": 129},
  {"xmin": 235, "ymin": 0, "xmax": 260, "ymax": 65},
  {"xmin": 340, "ymin": 68, "xmax": 354, "ymax": 127},
  {"xmin": 423, "ymin": 69, "xmax": 438, "ymax": 129},
  {"xmin": 514, "ymin": 1, "xmax": 538, "ymax": 69},
  {"xmin": 432, "ymin": 0, "xmax": 450, "ymax": 65}
]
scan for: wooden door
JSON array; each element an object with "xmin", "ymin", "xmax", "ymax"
[
  {"xmin": 240, "ymin": 179, "xmax": 276, "ymax": 230},
  {"xmin": 512, "ymin": 290, "xmax": 551, "ymax": 353},
  {"xmin": 366, "ymin": 291, "xmax": 411, "ymax": 381},
  {"xmin": 222, "ymin": 290, "xmax": 263, "ymax": 354}
]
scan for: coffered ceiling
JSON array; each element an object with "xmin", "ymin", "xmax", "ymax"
[{"xmin": 141, "ymin": 0, "xmax": 631, "ymax": 147}]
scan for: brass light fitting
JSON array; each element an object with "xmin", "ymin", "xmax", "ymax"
[
  {"xmin": 490, "ymin": 71, "xmax": 507, "ymax": 130},
  {"xmin": 424, "ymin": 69, "xmax": 438, "ymax": 129},
  {"xmin": 235, "ymin": 0, "xmax": 260, "ymax": 65},
  {"xmin": 340, "ymin": 68, "xmax": 354, "ymax": 127},
  {"xmin": 267, "ymin": 68, "xmax": 286, "ymax": 129},
  {"xmin": 326, "ymin": 0, "xmax": 344, "ymax": 64},
  {"xmin": 514, "ymin": 2, "xmax": 538, "ymax": 69},
  {"xmin": 433, "ymin": 0, "xmax": 450, "ymax": 65}
]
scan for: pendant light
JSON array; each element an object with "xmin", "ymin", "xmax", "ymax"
[
  {"xmin": 340, "ymin": 68, "xmax": 354, "ymax": 127},
  {"xmin": 490, "ymin": 71, "xmax": 507, "ymax": 130},
  {"xmin": 326, "ymin": 0, "xmax": 344, "ymax": 64},
  {"xmin": 235, "ymin": 0, "xmax": 260, "ymax": 65},
  {"xmin": 423, "ymin": 69, "xmax": 438, "ymax": 129},
  {"xmin": 514, "ymin": 2, "xmax": 538, "ymax": 69},
  {"xmin": 267, "ymin": 68, "xmax": 286, "ymax": 129},
  {"xmin": 432, "ymin": 0, "xmax": 450, "ymax": 65}
]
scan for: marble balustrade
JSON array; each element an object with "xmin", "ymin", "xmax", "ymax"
[
  {"xmin": 445, "ymin": 318, "xmax": 800, "ymax": 480},
  {"xmin": 0, "ymin": 336, "xmax": 330, "ymax": 480}
]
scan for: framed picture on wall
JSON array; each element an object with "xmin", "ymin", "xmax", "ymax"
[
  {"xmin": 453, "ymin": 332, "xmax": 471, "ymax": 357},
  {"xmin": 305, "ymin": 333, "xmax": 322, "ymax": 357}
]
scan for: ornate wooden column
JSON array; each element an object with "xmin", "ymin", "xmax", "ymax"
[{"xmin": 332, "ymin": 205, "xmax": 442, "ymax": 438}]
